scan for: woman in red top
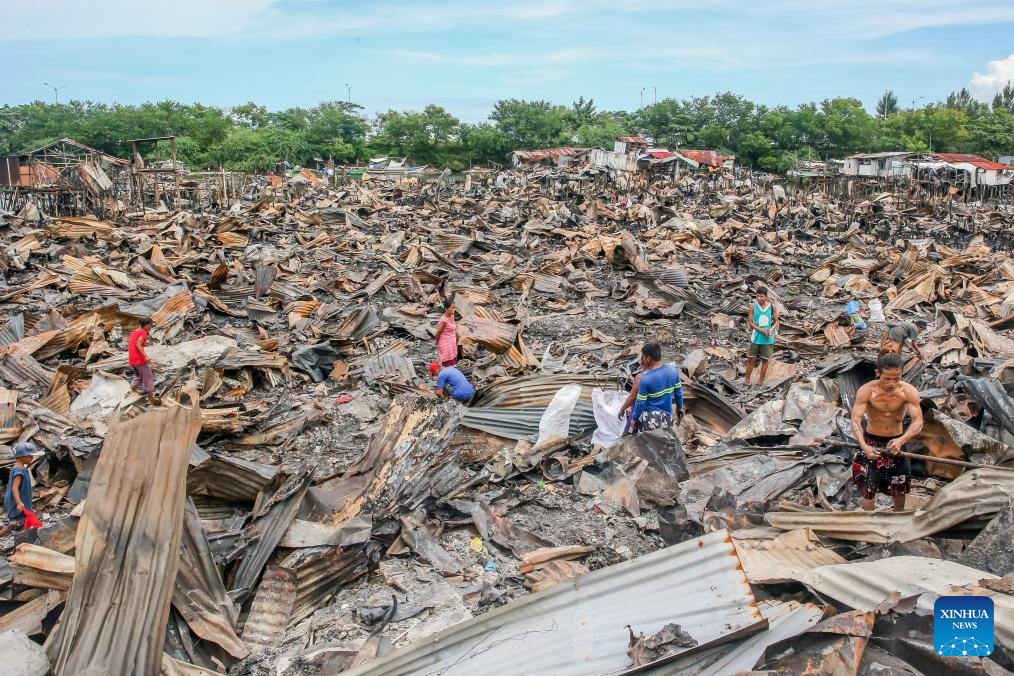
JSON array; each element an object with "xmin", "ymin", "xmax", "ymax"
[
  {"xmin": 128, "ymin": 317, "xmax": 155, "ymax": 404},
  {"xmin": 435, "ymin": 302, "xmax": 458, "ymax": 367}
]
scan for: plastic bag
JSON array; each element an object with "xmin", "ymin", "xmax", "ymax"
[
  {"xmin": 536, "ymin": 384, "xmax": 582, "ymax": 445},
  {"xmin": 591, "ymin": 388, "xmax": 627, "ymax": 448},
  {"xmin": 868, "ymin": 298, "xmax": 885, "ymax": 323},
  {"xmin": 540, "ymin": 342, "xmax": 568, "ymax": 373},
  {"xmin": 21, "ymin": 508, "xmax": 42, "ymax": 529}
]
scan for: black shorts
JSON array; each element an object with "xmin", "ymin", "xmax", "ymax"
[{"xmin": 851, "ymin": 431, "xmax": 912, "ymax": 499}]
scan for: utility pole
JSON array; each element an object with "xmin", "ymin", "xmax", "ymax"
[
  {"xmin": 653, "ymin": 86, "xmax": 657, "ymax": 104},
  {"xmin": 640, "ymin": 88, "xmax": 645, "ymax": 108},
  {"xmin": 345, "ymin": 83, "xmax": 351, "ymax": 103},
  {"xmin": 42, "ymin": 82, "xmax": 66, "ymax": 104}
]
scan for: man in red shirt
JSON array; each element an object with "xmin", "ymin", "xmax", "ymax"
[{"xmin": 128, "ymin": 318, "xmax": 155, "ymax": 404}]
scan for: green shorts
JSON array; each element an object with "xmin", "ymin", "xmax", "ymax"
[{"xmin": 748, "ymin": 342, "xmax": 774, "ymax": 359}]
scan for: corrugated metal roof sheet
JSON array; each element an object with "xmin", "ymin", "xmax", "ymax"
[
  {"xmin": 649, "ymin": 600, "xmax": 823, "ymax": 675},
  {"xmin": 461, "ymin": 402, "xmax": 596, "ymax": 440},
  {"xmin": 848, "ymin": 151, "xmax": 913, "ymax": 159},
  {"xmin": 512, "ymin": 147, "xmax": 590, "ymax": 162},
  {"xmin": 766, "ymin": 468, "xmax": 1014, "ymax": 543},
  {"xmin": 796, "ymin": 556, "xmax": 1013, "ymax": 650},
  {"xmin": 677, "ymin": 150, "xmax": 733, "ymax": 168},
  {"xmin": 934, "ymin": 153, "xmax": 1012, "ymax": 171},
  {"xmin": 344, "ymin": 529, "xmax": 762, "ymax": 676},
  {"xmin": 616, "ymin": 137, "xmax": 647, "ymax": 144},
  {"xmin": 733, "ymin": 529, "xmax": 846, "ymax": 584}
]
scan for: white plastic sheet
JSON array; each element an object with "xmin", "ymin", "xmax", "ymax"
[
  {"xmin": 591, "ymin": 388, "xmax": 627, "ymax": 448},
  {"xmin": 536, "ymin": 384, "xmax": 582, "ymax": 445}
]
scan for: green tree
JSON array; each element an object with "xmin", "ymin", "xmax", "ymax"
[
  {"xmin": 489, "ymin": 99, "xmax": 571, "ymax": 148},
  {"xmin": 371, "ymin": 105, "xmax": 463, "ymax": 167},
  {"xmin": 876, "ymin": 90, "xmax": 898, "ymax": 118},
  {"xmin": 945, "ymin": 88, "xmax": 985, "ymax": 116},
  {"xmin": 993, "ymin": 82, "xmax": 1014, "ymax": 114}
]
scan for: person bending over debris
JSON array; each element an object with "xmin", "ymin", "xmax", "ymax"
[
  {"xmin": 619, "ymin": 342, "xmax": 684, "ymax": 434},
  {"xmin": 745, "ymin": 287, "xmax": 778, "ymax": 385},
  {"xmin": 430, "ymin": 361, "xmax": 474, "ymax": 404},
  {"xmin": 128, "ymin": 317, "xmax": 155, "ymax": 405},
  {"xmin": 880, "ymin": 320, "xmax": 924, "ymax": 361},
  {"xmin": 850, "ymin": 352, "xmax": 924, "ymax": 511},
  {"xmin": 435, "ymin": 301, "xmax": 459, "ymax": 367},
  {"xmin": 0, "ymin": 443, "xmax": 37, "ymax": 538}
]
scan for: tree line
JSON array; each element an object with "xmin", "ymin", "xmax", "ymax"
[{"xmin": 1, "ymin": 87, "xmax": 1012, "ymax": 174}]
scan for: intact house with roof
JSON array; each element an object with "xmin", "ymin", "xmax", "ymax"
[{"xmin": 842, "ymin": 151, "xmax": 913, "ymax": 178}]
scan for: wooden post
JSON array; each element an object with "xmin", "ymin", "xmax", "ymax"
[{"xmin": 172, "ymin": 137, "xmax": 180, "ymax": 207}]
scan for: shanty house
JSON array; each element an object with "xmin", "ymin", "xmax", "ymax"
[
  {"xmin": 676, "ymin": 149, "xmax": 736, "ymax": 170},
  {"xmin": 0, "ymin": 138, "xmax": 128, "ymax": 194},
  {"xmin": 511, "ymin": 147, "xmax": 590, "ymax": 170},
  {"xmin": 842, "ymin": 152, "xmax": 912, "ymax": 178},
  {"xmin": 932, "ymin": 153, "xmax": 1013, "ymax": 187},
  {"xmin": 612, "ymin": 137, "xmax": 648, "ymax": 154}
]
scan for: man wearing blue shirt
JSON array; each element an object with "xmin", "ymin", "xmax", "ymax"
[
  {"xmin": 618, "ymin": 342, "xmax": 684, "ymax": 433},
  {"xmin": 429, "ymin": 361, "xmax": 475, "ymax": 404}
]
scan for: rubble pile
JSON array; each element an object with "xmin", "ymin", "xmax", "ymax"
[{"xmin": 0, "ymin": 166, "xmax": 1012, "ymax": 675}]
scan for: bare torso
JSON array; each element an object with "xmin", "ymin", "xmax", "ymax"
[{"xmin": 862, "ymin": 381, "xmax": 912, "ymax": 436}]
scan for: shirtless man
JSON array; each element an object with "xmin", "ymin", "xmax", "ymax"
[{"xmin": 850, "ymin": 352, "xmax": 923, "ymax": 511}]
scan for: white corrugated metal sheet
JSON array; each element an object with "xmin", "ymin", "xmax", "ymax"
[
  {"xmin": 345, "ymin": 529, "xmax": 762, "ymax": 676},
  {"xmin": 650, "ymin": 600, "xmax": 823, "ymax": 675},
  {"xmin": 796, "ymin": 556, "xmax": 1012, "ymax": 649}
]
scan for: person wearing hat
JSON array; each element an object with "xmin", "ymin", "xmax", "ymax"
[
  {"xmin": 429, "ymin": 361, "xmax": 474, "ymax": 404},
  {"xmin": 0, "ymin": 442, "xmax": 37, "ymax": 537}
]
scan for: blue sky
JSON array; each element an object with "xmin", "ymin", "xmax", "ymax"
[{"xmin": 4, "ymin": 1, "xmax": 1014, "ymax": 122}]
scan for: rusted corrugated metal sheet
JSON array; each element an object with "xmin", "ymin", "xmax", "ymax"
[
  {"xmin": 733, "ymin": 529, "xmax": 846, "ymax": 584},
  {"xmin": 302, "ymin": 395, "xmax": 467, "ymax": 524},
  {"xmin": 343, "ymin": 529, "xmax": 762, "ymax": 676},
  {"xmin": 34, "ymin": 313, "xmax": 99, "ymax": 361},
  {"xmin": 47, "ymin": 397, "xmax": 202, "ymax": 676},
  {"xmin": 281, "ymin": 544, "xmax": 372, "ymax": 625},
  {"xmin": 766, "ymin": 468, "xmax": 1014, "ymax": 543},
  {"xmin": 0, "ymin": 353, "xmax": 55, "ymax": 388},
  {"xmin": 187, "ymin": 453, "xmax": 279, "ymax": 504},
  {"xmin": 172, "ymin": 499, "xmax": 247, "ymax": 659},
  {"xmin": 363, "ymin": 353, "xmax": 416, "ymax": 386},
  {"xmin": 473, "ymin": 374, "xmax": 614, "ymax": 408},
  {"xmin": 958, "ymin": 376, "xmax": 1014, "ymax": 436},
  {"xmin": 228, "ymin": 467, "xmax": 313, "ymax": 603},
  {"xmin": 0, "ymin": 313, "xmax": 25, "ymax": 346},
  {"xmin": 457, "ymin": 315, "xmax": 518, "ymax": 354},
  {"xmin": 242, "ymin": 566, "xmax": 296, "ymax": 653},
  {"xmin": 461, "ymin": 403, "xmax": 596, "ymax": 441},
  {"xmin": 8, "ymin": 543, "xmax": 75, "ymax": 591}
]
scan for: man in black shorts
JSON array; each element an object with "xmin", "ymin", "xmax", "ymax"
[{"xmin": 849, "ymin": 352, "xmax": 923, "ymax": 511}]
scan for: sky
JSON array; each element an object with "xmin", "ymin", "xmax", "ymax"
[{"xmin": 3, "ymin": 0, "xmax": 1014, "ymax": 122}]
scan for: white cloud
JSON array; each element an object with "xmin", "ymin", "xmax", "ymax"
[
  {"xmin": 1, "ymin": 0, "xmax": 274, "ymax": 39},
  {"xmin": 970, "ymin": 54, "xmax": 1014, "ymax": 99}
]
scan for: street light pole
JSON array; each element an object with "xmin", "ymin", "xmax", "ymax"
[
  {"xmin": 42, "ymin": 82, "xmax": 66, "ymax": 104},
  {"xmin": 640, "ymin": 88, "xmax": 645, "ymax": 108}
]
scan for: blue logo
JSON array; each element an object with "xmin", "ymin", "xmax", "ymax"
[{"xmin": 934, "ymin": 596, "xmax": 994, "ymax": 657}]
